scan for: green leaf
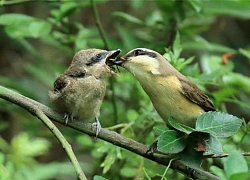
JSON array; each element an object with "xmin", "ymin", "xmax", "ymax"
[
  {"xmin": 210, "ymin": 166, "xmax": 227, "ymax": 180},
  {"xmin": 94, "ymin": 175, "xmax": 108, "ymax": 180},
  {"xmin": 60, "ymin": 2, "xmax": 79, "ymax": 18},
  {"xmin": 224, "ymin": 72, "xmax": 250, "ymax": 94},
  {"xmin": 0, "ymin": 13, "xmax": 51, "ymax": 38},
  {"xmin": 187, "ymin": 0, "xmax": 203, "ymax": 13},
  {"xmin": 195, "ymin": 112, "xmax": 242, "ymax": 138},
  {"xmin": 10, "ymin": 132, "xmax": 50, "ymax": 157},
  {"xmin": 182, "ymin": 40, "xmax": 236, "ymax": 53},
  {"xmin": 126, "ymin": 109, "xmax": 139, "ymax": 122},
  {"xmin": 157, "ymin": 130, "xmax": 186, "ymax": 153},
  {"xmin": 5, "ymin": 20, "xmax": 51, "ymax": 38},
  {"xmin": 113, "ymin": 12, "xmax": 144, "ymax": 25},
  {"xmin": 224, "ymin": 151, "xmax": 248, "ymax": 179},
  {"xmin": 204, "ymin": 1, "xmax": 250, "ymax": 19},
  {"xmin": 100, "ymin": 147, "xmax": 121, "ymax": 173},
  {"xmin": 204, "ymin": 135, "xmax": 223, "ymax": 155},
  {"xmin": 172, "ymin": 32, "xmax": 182, "ymax": 59},
  {"xmin": 153, "ymin": 125, "xmax": 169, "ymax": 136},
  {"xmin": 168, "ymin": 117, "xmax": 194, "ymax": 134},
  {"xmin": 120, "ymin": 166, "xmax": 138, "ymax": 178},
  {"xmin": 0, "ymin": 13, "xmax": 34, "ymax": 25},
  {"xmin": 75, "ymin": 27, "xmax": 90, "ymax": 51},
  {"xmin": 239, "ymin": 48, "xmax": 250, "ymax": 60},
  {"xmin": 179, "ymin": 146, "xmax": 203, "ymax": 168},
  {"xmin": 229, "ymin": 172, "xmax": 250, "ymax": 180}
]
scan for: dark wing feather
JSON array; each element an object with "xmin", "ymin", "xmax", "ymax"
[
  {"xmin": 53, "ymin": 69, "xmax": 87, "ymax": 92},
  {"xmin": 179, "ymin": 77, "xmax": 215, "ymax": 112},
  {"xmin": 53, "ymin": 75, "xmax": 69, "ymax": 93}
]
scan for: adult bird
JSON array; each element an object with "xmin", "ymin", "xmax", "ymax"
[{"xmin": 112, "ymin": 48, "xmax": 215, "ymax": 128}]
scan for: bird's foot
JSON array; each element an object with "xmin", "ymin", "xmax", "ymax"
[
  {"xmin": 92, "ymin": 117, "xmax": 102, "ymax": 137},
  {"xmin": 63, "ymin": 114, "xmax": 74, "ymax": 126}
]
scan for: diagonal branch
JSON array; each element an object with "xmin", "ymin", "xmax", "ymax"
[
  {"xmin": 0, "ymin": 85, "xmax": 220, "ymax": 180},
  {"xmin": 0, "ymin": 85, "xmax": 87, "ymax": 180}
]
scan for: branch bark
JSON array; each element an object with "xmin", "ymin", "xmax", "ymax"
[
  {"xmin": 0, "ymin": 85, "xmax": 87, "ymax": 180},
  {"xmin": 0, "ymin": 85, "xmax": 220, "ymax": 180}
]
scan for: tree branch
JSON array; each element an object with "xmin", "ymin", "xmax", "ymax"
[
  {"xmin": 0, "ymin": 85, "xmax": 87, "ymax": 180},
  {"xmin": 0, "ymin": 85, "xmax": 220, "ymax": 180}
]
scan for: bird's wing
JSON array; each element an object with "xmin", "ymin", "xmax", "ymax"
[
  {"xmin": 53, "ymin": 68, "xmax": 88, "ymax": 93},
  {"xmin": 179, "ymin": 77, "xmax": 215, "ymax": 112},
  {"xmin": 53, "ymin": 75, "xmax": 70, "ymax": 93}
]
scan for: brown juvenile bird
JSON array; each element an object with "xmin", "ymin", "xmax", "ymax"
[
  {"xmin": 113, "ymin": 48, "xmax": 215, "ymax": 128},
  {"xmin": 49, "ymin": 48, "xmax": 121, "ymax": 136}
]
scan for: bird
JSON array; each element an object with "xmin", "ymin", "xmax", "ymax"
[
  {"xmin": 49, "ymin": 48, "xmax": 121, "ymax": 136},
  {"xmin": 112, "ymin": 48, "xmax": 215, "ymax": 128}
]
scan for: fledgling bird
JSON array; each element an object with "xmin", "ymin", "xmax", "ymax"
[
  {"xmin": 112, "ymin": 48, "xmax": 215, "ymax": 128},
  {"xmin": 49, "ymin": 48, "xmax": 121, "ymax": 136}
]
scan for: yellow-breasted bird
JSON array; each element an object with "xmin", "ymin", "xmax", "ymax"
[
  {"xmin": 112, "ymin": 48, "xmax": 215, "ymax": 128},
  {"xmin": 49, "ymin": 48, "xmax": 121, "ymax": 136}
]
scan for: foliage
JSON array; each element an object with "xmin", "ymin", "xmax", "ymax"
[{"xmin": 0, "ymin": 0, "xmax": 250, "ymax": 179}]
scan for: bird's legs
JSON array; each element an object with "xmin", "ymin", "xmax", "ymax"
[
  {"xmin": 92, "ymin": 117, "xmax": 102, "ymax": 137},
  {"xmin": 63, "ymin": 113, "xmax": 74, "ymax": 125}
]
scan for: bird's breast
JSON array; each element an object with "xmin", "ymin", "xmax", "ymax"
[
  {"xmin": 138, "ymin": 74, "xmax": 204, "ymax": 127},
  {"xmin": 50, "ymin": 76, "xmax": 106, "ymax": 121}
]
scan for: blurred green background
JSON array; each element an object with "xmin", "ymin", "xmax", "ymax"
[{"xmin": 0, "ymin": 0, "xmax": 250, "ymax": 179}]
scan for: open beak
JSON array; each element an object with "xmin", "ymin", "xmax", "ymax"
[
  {"xmin": 105, "ymin": 49, "xmax": 121, "ymax": 74},
  {"xmin": 106, "ymin": 49, "xmax": 121, "ymax": 64}
]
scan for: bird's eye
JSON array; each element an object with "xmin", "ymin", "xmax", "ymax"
[
  {"xmin": 134, "ymin": 49, "xmax": 142, "ymax": 56},
  {"xmin": 91, "ymin": 53, "xmax": 103, "ymax": 62}
]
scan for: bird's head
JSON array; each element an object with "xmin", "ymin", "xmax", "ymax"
[
  {"xmin": 111, "ymin": 48, "xmax": 169, "ymax": 76},
  {"xmin": 67, "ymin": 48, "xmax": 121, "ymax": 78}
]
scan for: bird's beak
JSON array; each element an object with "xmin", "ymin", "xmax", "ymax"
[
  {"xmin": 105, "ymin": 49, "xmax": 121, "ymax": 75},
  {"xmin": 108, "ymin": 55, "xmax": 127, "ymax": 66},
  {"xmin": 106, "ymin": 49, "xmax": 121, "ymax": 63}
]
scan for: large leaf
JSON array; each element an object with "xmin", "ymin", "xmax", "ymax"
[
  {"xmin": 153, "ymin": 125, "xmax": 169, "ymax": 136},
  {"xmin": 204, "ymin": 135, "xmax": 223, "ymax": 155},
  {"xmin": 195, "ymin": 112, "xmax": 242, "ymax": 138},
  {"xmin": 0, "ymin": 13, "xmax": 51, "ymax": 38},
  {"xmin": 179, "ymin": 146, "xmax": 203, "ymax": 169},
  {"xmin": 157, "ymin": 130, "xmax": 186, "ymax": 154},
  {"xmin": 224, "ymin": 151, "xmax": 248, "ymax": 179},
  {"xmin": 0, "ymin": 13, "xmax": 34, "ymax": 25},
  {"xmin": 168, "ymin": 117, "xmax": 194, "ymax": 134}
]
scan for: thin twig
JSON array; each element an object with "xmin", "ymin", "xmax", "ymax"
[
  {"xmin": 205, "ymin": 152, "xmax": 250, "ymax": 158},
  {"xmin": 90, "ymin": 0, "xmax": 109, "ymax": 50},
  {"xmin": 90, "ymin": 0, "xmax": 119, "ymax": 124},
  {"xmin": 0, "ymin": 86, "xmax": 87, "ymax": 180},
  {"xmin": 0, "ymin": 85, "xmax": 221, "ymax": 180},
  {"xmin": 36, "ymin": 111, "xmax": 87, "ymax": 180}
]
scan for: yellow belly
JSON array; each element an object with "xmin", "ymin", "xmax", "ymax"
[{"xmin": 140, "ymin": 75, "xmax": 204, "ymax": 127}]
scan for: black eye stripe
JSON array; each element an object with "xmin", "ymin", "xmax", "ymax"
[
  {"xmin": 134, "ymin": 49, "xmax": 143, "ymax": 56},
  {"xmin": 132, "ymin": 49, "xmax": 156, "ymax": 58}
]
